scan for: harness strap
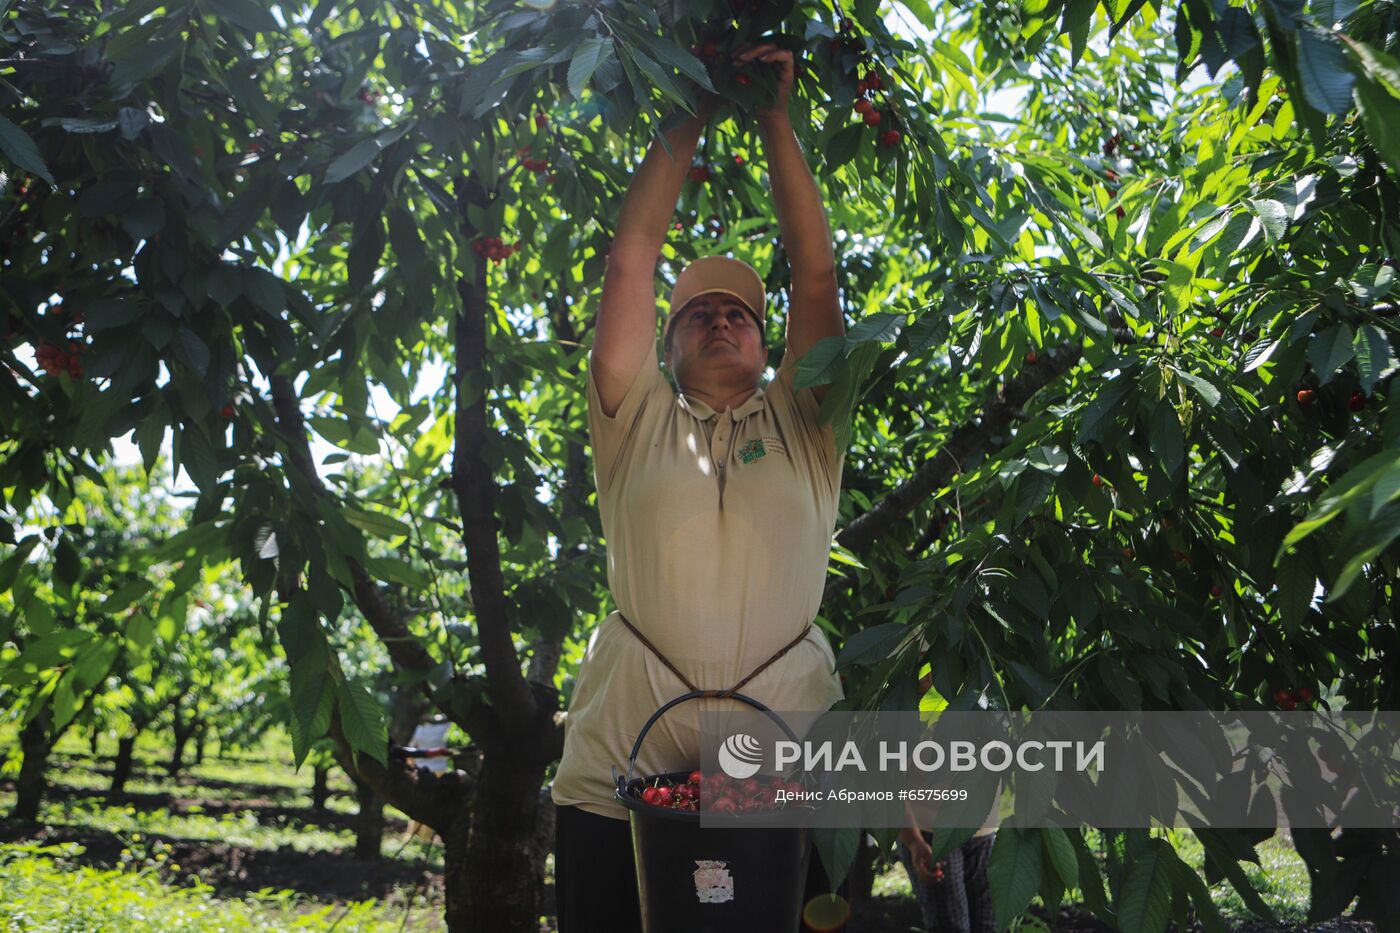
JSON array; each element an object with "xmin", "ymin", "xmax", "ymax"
[{"xmin": 616, "ymin": 613, "xmax": 812, "ymax": 699}]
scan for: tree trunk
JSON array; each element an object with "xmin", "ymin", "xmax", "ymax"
[
  {"xmin": 168, "ymin": 712, "xmax": 194, "ymax": 780},
  {"xmin": 109, "ymin": 734, "xmax": 137, "ymax": 796},
  {"xmin": 13, "ymin": 713, "xmax": 52, "ymax": 823},
  {"xmin": 445, "ymin": 755, "xmax": 550, "ymax": 931},
  {"xmin": 353, "ymin": 775, "xmax": 384, "ymax": 858},
  {"xmin": 193, "ymin": 724, "xmax": 207, "ymax": 765},
  {"xmin": 312, "ymin": 763, "xmax": 330, "ymax": 812}
]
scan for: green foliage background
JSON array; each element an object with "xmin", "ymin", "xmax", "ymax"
[{"xmin": 3, "ymin": 0, "xmax": 1399, "ymax": 927}]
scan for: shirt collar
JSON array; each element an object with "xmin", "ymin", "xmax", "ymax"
[{"xmin": 676, "ymin": 382, "xmax": 768, "ymax": 421}]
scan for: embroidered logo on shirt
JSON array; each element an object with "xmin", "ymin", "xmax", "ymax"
[{"xmin": 738, "ymin": 438, "xmax": 767, "ymax": 464}]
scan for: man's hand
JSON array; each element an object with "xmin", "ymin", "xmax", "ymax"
[
  {"xmin": 733, "ymin": 43, "xmax": 794, "ymax": 121},
  {"xmin": 899, "ymin": 826, "xmax": 941, "ymax": 884}
]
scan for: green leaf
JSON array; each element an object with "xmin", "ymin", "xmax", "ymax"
[
  {"xmin": 825, "ymin": 124, "xmax": 864, "ymax": 171},
  {"xmin": 207, "ymin": 0, "xmax": 281, "ymax": 33},
  {"xmin": 1353, "ymin": 324, "xmax": 1395, "ymax": 394},
  {"xmin": 1275, "ymin": 556, "xmax": 1315, "ymax": 632},
  {"xmin": 1117, "ymin": 838, "xmax": 1174, "ymax": 933},
  {"xmin": 325, "ymin": 138, "xmax": 383, "ymax": 184},
  {"xmin": 0, "ymin": 114, "xmax": 55, "ymax": 185},
  {"xmin": 1150, "ymin": 401, "xmax": 1186, "ymax": 479},
  {"xmin": 846, "ymin": 312, "xmax": 904, "ymax": 345},
  {"xmin": 1248, "ymin": 198, "xmax": 1288, "ymax": 244},
  {"xmin": 1342, "ymin": 35, "xmax": 1400, "ymax": 96},
  {"xmin": 287, "ymin": 642, "xmax": 332, "ymax": 765},
  {"xmin": 628, "ymin": 48, "xmax": 695, "ymax": 111},
  {"xmin": 636, "ymin": 33, "xmax": 715, "ymax": 94},
  {"xmin": 1306, "ymin": 323, "xmax": 1354, "ymax": 381},
  {"xmin": 567, "ymin": 36, "xmax": 611, "ymax": 99},
  {"xmin": 177, "ymin": 425, "xmax": 221, "ymax": 491},
  {"xmin": 1349, "ymin": 264, "xmax": 1394, "ymax": 301},
  {"xmin": 812, "ymin": 826, "xmax": 862, "ymax": 894},
  {"xmin": 172, "ymin": 328, "xmax": 210, "ymax": 376},
  {"xmin": 793, "ymin": 336, "xmax": 847, "ymax": 389},
  {"xmin": 988, "ymin": 828, "xmax": 1043, "ymax": 929},
  {"xmin": 339, "ymin": 679, "xmax": 388, "ymax": 766},
  {"xmin": 364, "ymin": 555, "xmax": 429, "ymax": 589},
  {"xmin": 835, "ymin": 622, "xmax": 908, "ymax": 669},
  {"xmin": 1076, "ymin": 378, "xmax": 1134, "ymax": 444},
  {"xmin": 1296, "ymin": 28, "xmax": 1356, "ymax": 113},
  {"xmin": 1041, "ymin": 827, "xmax": 1078, "ymax": 889},
  {"xmin": 1176, "ymin": 370, "xmax": 1222, "ymax": 407},
  {"xmin": 109, "ymin": 35, "xmax": 182, "ymax": 88},
  {"xmin": 1352, "ymin": 75, "xmax": 1400, "ymax": 177},
  {"xmin": 342, "ymin": 506, "xmax": 411, "ymax": 540},
  {"xmin": 1279, "ymin": 449, "xmax": 1400, "ymax": 552},
  {"xmin": 1241, "ymin": 335, "xmax": 1282, "ymax": 372}
]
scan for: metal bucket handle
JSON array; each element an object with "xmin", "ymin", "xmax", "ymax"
[{"xmin": 615, "ymin": 689, "xmax": 802, "ymax": 793}]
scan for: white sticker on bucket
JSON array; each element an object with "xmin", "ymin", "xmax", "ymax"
[{"xmin": 694, "ymin": 860, "xmax": 734, "ymax": 903}]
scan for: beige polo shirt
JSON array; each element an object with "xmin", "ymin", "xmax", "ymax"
[{"xmin": 550, "ymin": 349, "xmax": 846, "ymax": 820}]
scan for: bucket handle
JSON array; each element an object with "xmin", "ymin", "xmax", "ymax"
[{"xmin": 616, "ymin": 688, "xmax": 802, "ymax": 793}]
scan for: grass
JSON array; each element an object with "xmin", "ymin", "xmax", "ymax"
[{"xmin": 0, "ymin": 843, "xmax": 406, "ymax": 932}]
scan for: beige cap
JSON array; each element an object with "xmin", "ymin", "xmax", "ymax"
[{"xmin": 663, "ymin": 255, "xmax": 766, "ymax": 345}]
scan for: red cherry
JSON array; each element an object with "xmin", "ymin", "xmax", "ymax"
[
  {"xmin": 1115, "ymin": 206, "xmax": 1126, "ymax": 219},
  {"xmin": 733, "ymin": 154, "xmax": 745, "ymax": 164},
  {"xmin": 688, "ymin": 769, "xmax": 702, "ymax": 785},
  {"xmin": 1092, "ymin": 473, "xmax": 1104, "ymax": 487},
  {"xmin": 1281, "ymin": 699, "xmax": 1297, "ymax": 711},
  {"xmin": 1121, "ymin": 546, "xmax": 1134, "ymax": 559},
  {"xmin": 641, "ymin": 786, "xmax": 662, "ymax": 806},
  {"xmin": 712, "ymin": 796, "xmax": 737, "ymax": 814},
  {"xmin": 741, "ymin": 777, "xmax": 761, "ymax": 796},
  {"xmin": 1294, "ymin": 686, "xmax": 1313, "ymax": 702},
  {"xmin": 220, "ymin": 404, "xmax": 235, "ymax": 420},
  {"xmin": 1210, "ymin": 327, "xmax": 1224, "ymax": 338},
  {"xmin": 735, "ymin": 74, "xmax": 751, "ymax": 86},
  {"xmin": 863, "ymin": 110, "xmax": 882, "ymax": 126},
  {"xmin": 854, "ymin": 99, "xmax": 873, "ymax": 114},
  {"xmin": 1296, "ymin": 388, "xmax": 1315, "ymax": 407},
  {"xmin": 1273, "ymin": 689, "xmax": 1291, "ymax": 705},
  {"xmin": 1349, "ymin": 391, "xmax": 1366, "ymax": 412},
  {"xmin": 1209, "ymin": 583, "xmax": 1223, "ymax": 597},
  {"xmin": 867, "ymin": 73, "xmax": 882, "ymax": 90},
  {"xmin": 1023, "ymin": 350, "xmax": 1037, "ymax": 364},
  {"xmin": 702, "ymin": 40, "xmax": 718, "ymax": 59},
  {"xmin": 1105, "ymin": 169, "xmax": 1119, "ymax": 182},
  {"xmin": 535, "ymin": 111, "xmax": 548, "ymax": 129},
  {"xmin": 1172, "ymin": 550, "xmax": 1189, "ymax": 563},
  {"xmin": 880, "ymin": 129, "xmax": 901, "ymax": 147},
  {"xmin": 839, "ymin": 17, "xmax": 854, "ymax": 32},
  {"xmin": 656, "ymin": 786, "xmax": 674, "ymax": 807}
]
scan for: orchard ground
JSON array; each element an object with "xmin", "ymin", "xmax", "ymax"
[{"xmin": 0, "ymin": 728, "xmax": 1379, "ymax": 932}]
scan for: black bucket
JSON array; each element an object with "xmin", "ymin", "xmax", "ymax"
[{"xmin": 614, "ymin": 690, "xmax": 813, "ymax": 933}]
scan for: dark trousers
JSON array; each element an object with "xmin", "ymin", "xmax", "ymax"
[
  {"xmin": 895, "ymin": 832, "xmax": 994, "ymax": 933},
  {"xmin": 554, "ymin": 804, "xmax": 846, "ymax": 933}
]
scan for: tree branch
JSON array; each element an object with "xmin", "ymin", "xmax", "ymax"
[
  {"xmin": 834, "ymin": 342, "xmax": 1083, "ymax": 559},
  {"xmin": 269, "ymin": 373, "xmax": 440, "ymax": 678},
  {"xmin": 450, "ymin": 172, "xmax": 539, "ymax": 730}
]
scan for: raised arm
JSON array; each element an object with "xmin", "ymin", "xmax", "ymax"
[
  {"xmin": 740, "ymin": 44, "xmax": 844, "ymax": 401},
  {"xmin": 592, "ymin": 99, "xmax": 717, "ymax": 417}
]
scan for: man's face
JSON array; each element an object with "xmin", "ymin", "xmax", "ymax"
[{"xmin": 664, "ymin": 293, "xmax": 766, "ymax": 387}]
